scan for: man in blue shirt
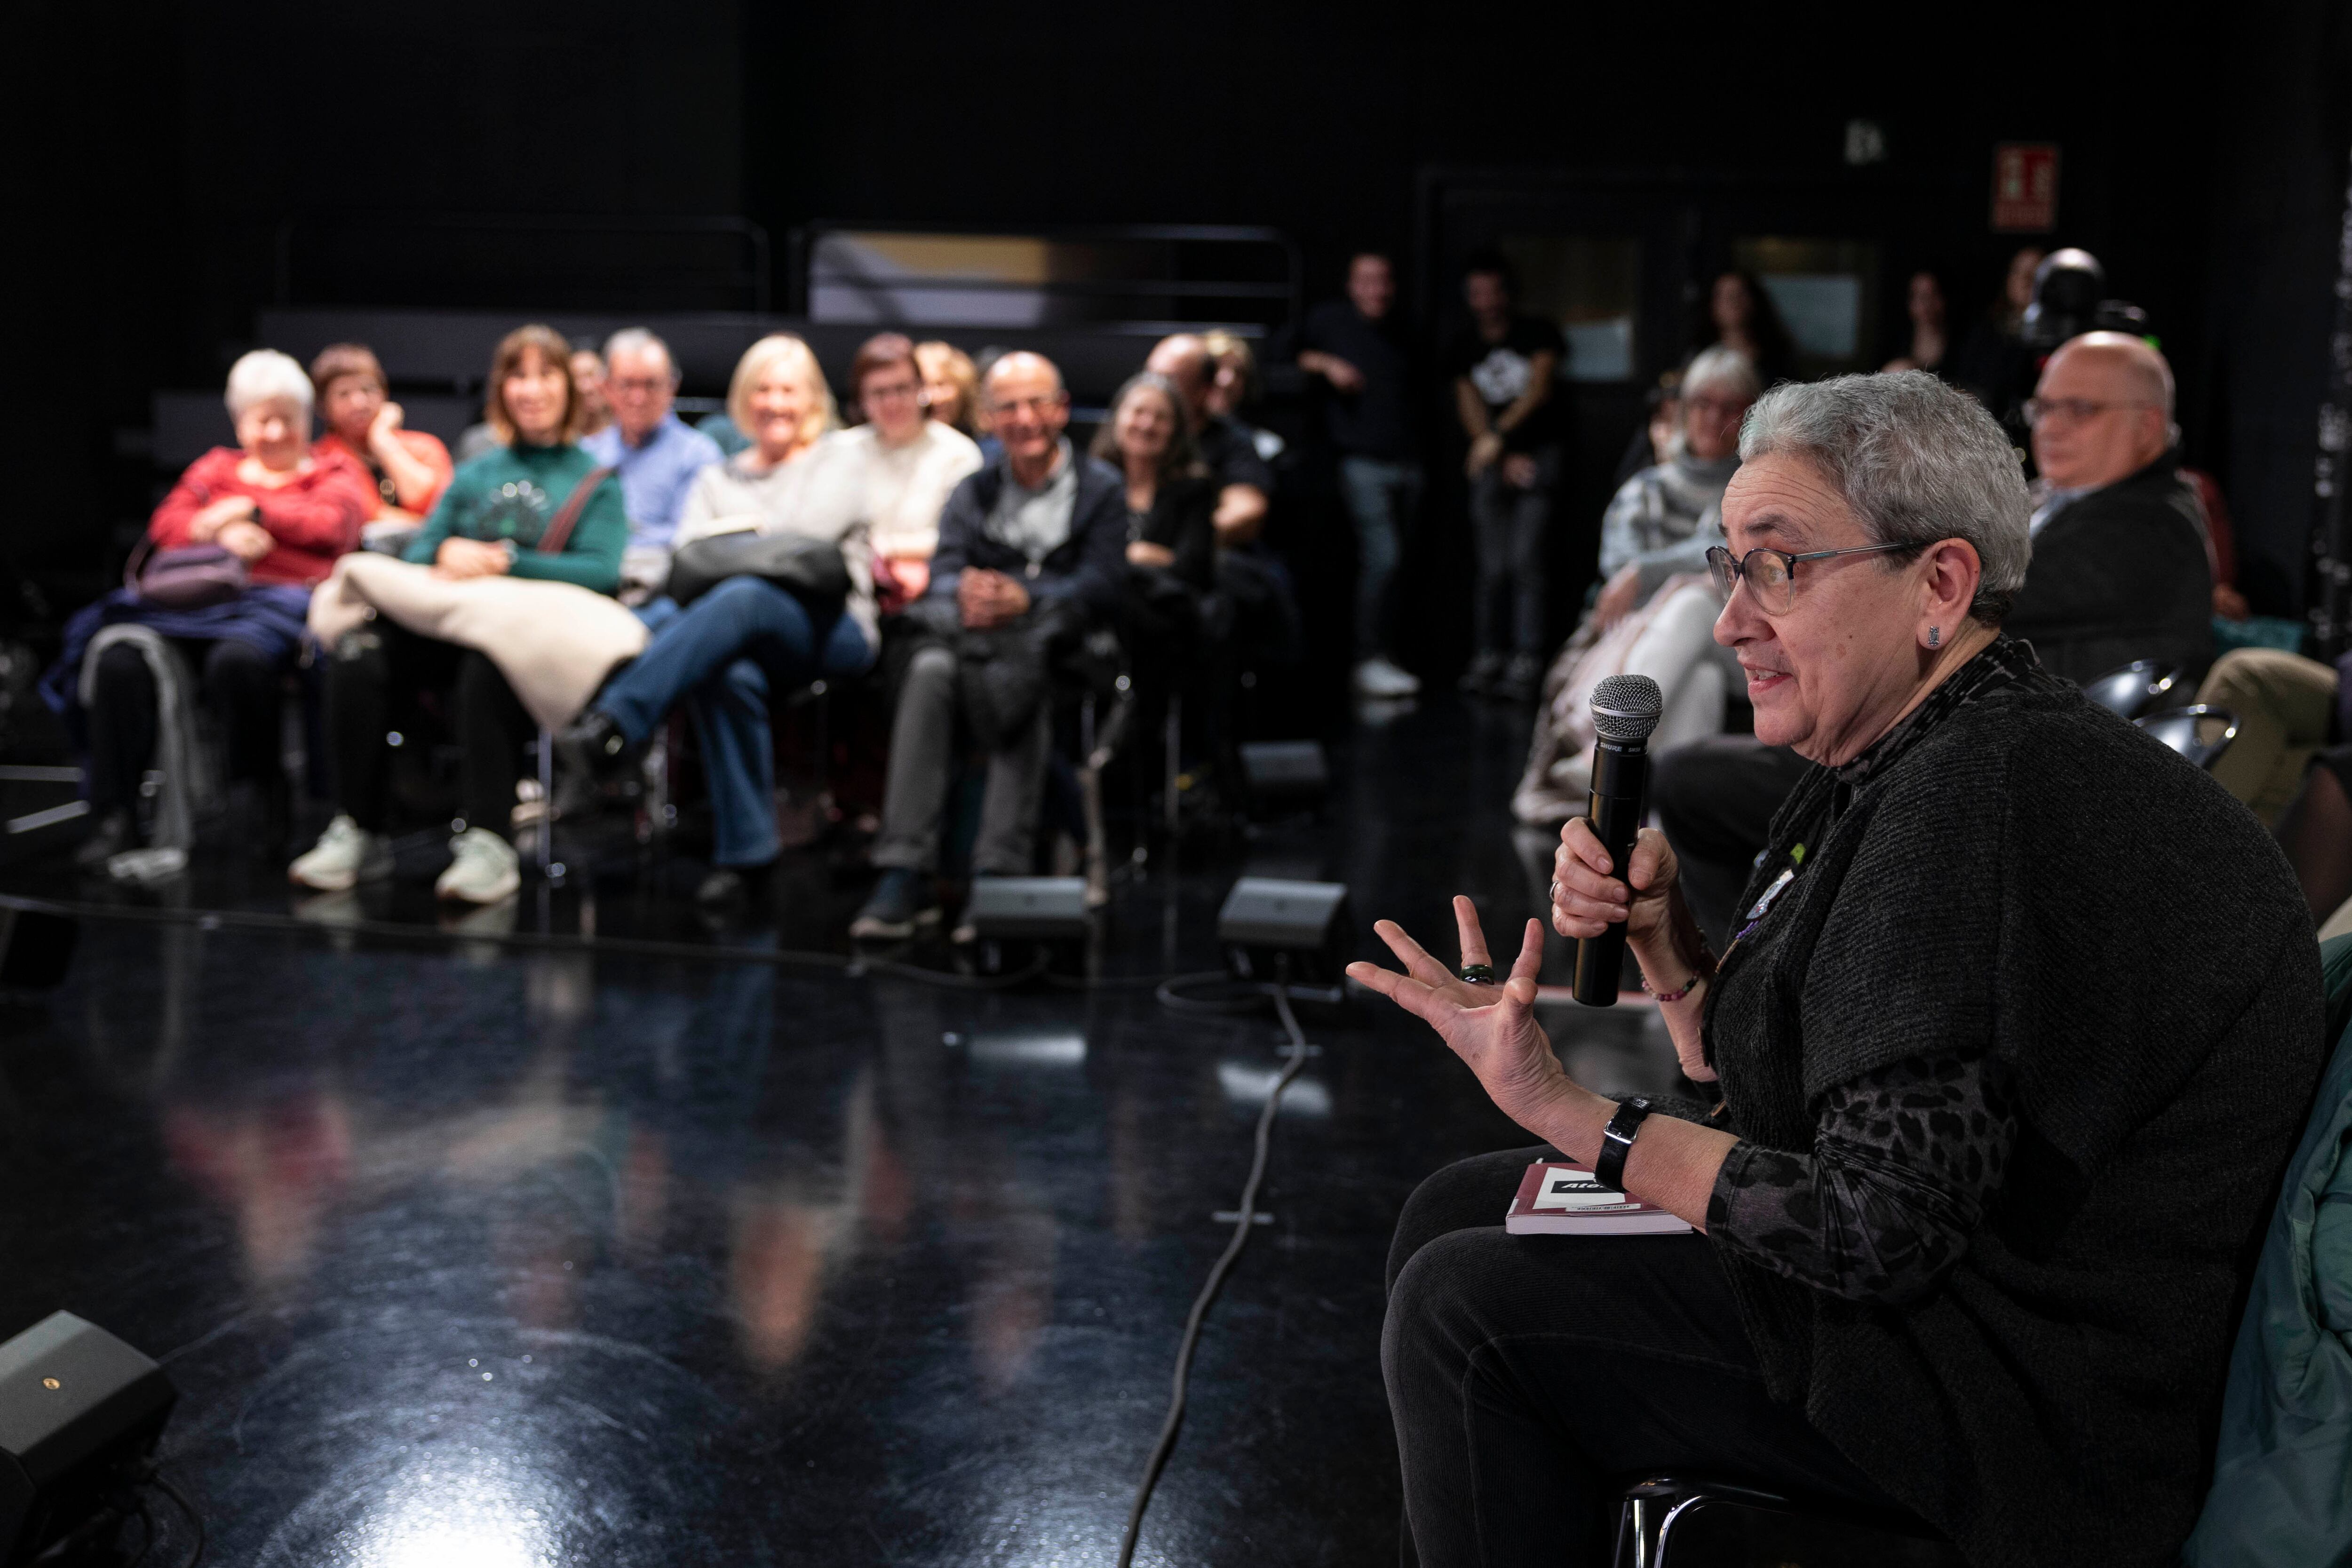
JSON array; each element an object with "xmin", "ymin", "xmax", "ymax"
[{"xmin": 582, "ymin": 327, "xmax": 722, "ymax": 554}]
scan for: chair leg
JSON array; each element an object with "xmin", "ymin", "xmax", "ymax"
[
  {"xmin": 1163, "ymin": 691, "xmax": 1183, "ymax": 840},
  {"xmin": 1080, "ymin": 693, "xmax": 1109, "ymax": 907},
  {"xmin": 536, "ymin": 725, "xmax": 555, "ymax": 875}
]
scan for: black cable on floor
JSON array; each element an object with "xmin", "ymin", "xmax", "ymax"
[
  {"xmin": 1117, "ymin": 969, "xmax": 1312, "ymax": 1568},
  {"xmin": 146, "ymin": 1470, "xmax": 204, "ymax": 1568}
]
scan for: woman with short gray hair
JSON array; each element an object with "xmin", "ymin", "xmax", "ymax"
[{"xmin": 1361, "ymin": 371, "xmax": 2324, "ymax": 1565}]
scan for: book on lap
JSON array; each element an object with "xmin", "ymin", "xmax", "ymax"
[{"xmin": 1504, "ymin": 1160, "xmax": 1694, "ymax": 1236}]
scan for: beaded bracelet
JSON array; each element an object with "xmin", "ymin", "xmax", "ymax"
[{"xmin": 1639, "ymin": 948, "xmax": 1716, "ymax": 1004}]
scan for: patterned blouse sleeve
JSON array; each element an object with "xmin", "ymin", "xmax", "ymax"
[{"xmin": 1707, "ymin": 1052, "xmax": 2018, "ymax": 1305}]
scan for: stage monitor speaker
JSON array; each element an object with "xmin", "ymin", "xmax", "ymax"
[
  {"xmin": 0, "ymin": 909, "xmax": 75, "ymax": 991},
  {"xmin": 1237, "ymin": 741, "xmax": 1329, "ymax": 815},
  {"xmin": 1218, "ymin": 877, "xmax": 1350, "ymax": 981},
  {"xmin": 0, "ymin": 1312, "xmax": 176, "ymax": 1566},
  {"xmin": 961, "ymin": 877, "xmax": 1091, "ymax": 943}
]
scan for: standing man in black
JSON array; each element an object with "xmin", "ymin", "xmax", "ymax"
[
  {"xmin": 1450, "ymin": 253, "xmax": 1564, "ymax": 701},
  {"xmin": 1297, "ymin": 252, "xmax": 1423, "ymax": 699}
]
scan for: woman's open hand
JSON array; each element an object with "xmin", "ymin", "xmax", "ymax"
[{"xmin": 1347, "ymin": 899, "xmax": 1575, "ymax": 1136}]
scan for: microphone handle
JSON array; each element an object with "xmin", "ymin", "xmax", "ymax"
[{"xmin": 1572, "ymin": 741, "xmax": 1650, "ymax": 1006}]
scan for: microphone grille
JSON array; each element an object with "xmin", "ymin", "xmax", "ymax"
[{"xmin": 1590, "ymin": 674, "xmax": 1664, "ymax": 743}]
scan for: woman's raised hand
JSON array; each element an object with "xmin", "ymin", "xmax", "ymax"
[
  {"xmin": 1551, "ymin": 819, "xmax": 1679, "ymax": 946},
  {"xmin": 1347, "ymin": 898, "xmax": 1572, "ymax": 1135}
]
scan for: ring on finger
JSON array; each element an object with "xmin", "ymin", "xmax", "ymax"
[{"xmin": 1457, "ymin": 963, "xmax": 1496, "ymax": 984}]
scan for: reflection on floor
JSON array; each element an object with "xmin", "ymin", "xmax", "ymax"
[{"xmin": 0, "ymin": 696, "xmax": 1688, "ymax": 1566}]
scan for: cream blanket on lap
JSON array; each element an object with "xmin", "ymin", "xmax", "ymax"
[{"xmin": 308, "ymin": 554, "xmax": 647, "ymax": 731}]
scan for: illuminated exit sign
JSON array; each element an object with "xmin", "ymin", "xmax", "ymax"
[{"xmin": 1991, "ymin": 144, "xmax": 2060, "ymax": 232}]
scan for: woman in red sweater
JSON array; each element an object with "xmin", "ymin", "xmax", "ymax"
[{"xmin": 75, "ymin": 350, "xmax": 370, "ymax": 872}]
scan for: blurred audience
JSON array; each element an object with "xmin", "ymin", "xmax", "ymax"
[
  {"xmin": 59, "ymin": 349, "xmax": 370, "ymax": 874},
  {"xmin": 1611, "ymin": 371, "xmax": 1685, "ymax": 490},
  {"xmin": 308, "ymin": 343, "xmax": 454, "ymax": 526},
  {"xmin": 1881, "ymin": 269, "xmax": 1953, "ymax": 377},
  {"xmin": 2005, "ymin": 331, "xmax": 2212, "ymax": 683},
  {"xmin": 1511, "ymin": 348, "xmax": 1757, "ymax": 825},
  {"xmin": 916, "ymin": 341, "xmax": 984, "ymax": 438},
  {"xmin": 1953, "ymin": 245, "xmax": 2044, "ymax": 410},
  {"xmin": 1690, "ymin": 268, "xmax": 1796, "ymax": 388},
  {"xmin": 1296, "ymin": 252, "xmax": 1423, "ymax": 698},
  {"xmin": 1097, "ymin": 372, "xmax": 1216, "ymax": 627},
  {"xmin": 291, "ymin": 325, "xmax": 626, "ymax": 904},
  {"xmin": 1202, "ymin": 330, "xmax": 1283, "ymax": 463},
  {"xmin": 562, "ymin": 333, "xmax": 979, "ymax": 909},
  {"xmin": 1146, "ymin": 333, "xmax": 1272, "ymax": 546},
  {"xmin": 850, "ymin": 353, "xmax": 1126, "ymax": 940},
  {"xmin": 1451, "ymin": 250, "xmax": 1564, "ymax": 700},
  {"xmin": 571, "ymin": 349, "xmax": 612, "ymax": 438},
  {"xmin": 1592, "ymin": 346, "xmax": 1759, "ymax": 623},
  {"xmin": 585, "ymin": 328, "xmax": 724, "ymax": 599}
]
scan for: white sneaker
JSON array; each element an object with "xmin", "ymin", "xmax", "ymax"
[
  {"xmin": 289, "ymin": 814, "xmax": 393, "ymax": 891},
  {"xmin": 435, "ymin": 827, "xmax": 520, "ymax": 905},
  {"xmin": 1353, "ymin": 656, "xmax": 1422, "ymax": 698}
]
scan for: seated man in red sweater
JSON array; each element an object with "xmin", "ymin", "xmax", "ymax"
[{"xmin": 67, "ymin": 349, "xmax": 370, "ymax": 872}]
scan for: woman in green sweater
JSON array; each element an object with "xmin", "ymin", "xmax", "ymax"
[{"xmin": 290, "ymin": 324, "xmax": 628, "ymax": 904}]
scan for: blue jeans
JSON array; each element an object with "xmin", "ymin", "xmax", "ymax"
[
  {"xmin": 608, "ymin": 578, "xmax": 874, "ymax": 867},
  {"xmin": 1338, "ymin": 455, "xmax": 1423, "ymax": 659}
]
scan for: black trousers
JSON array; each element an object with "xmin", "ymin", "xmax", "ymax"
[
  {"xmin": 1382, "ymin": 1146, "xmax": 1902, "ymax": 1567},
  {"xmin": 1650, "ymin": 737, "xmax": 1812, "ymax": 949},
  {"xmin": 87, "ymin": 637, "xmax": 282, "ymax": 812},
  {"xmin": 324, "ymin": 621, "xmax": 533, "ymax": 837}
]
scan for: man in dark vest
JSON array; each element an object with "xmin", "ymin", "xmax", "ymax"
[{"xmin": 2006, "ymin": 330, "xmax": 2213, "ymax": 683}]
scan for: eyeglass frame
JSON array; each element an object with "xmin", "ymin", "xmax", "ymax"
[{"xmin": 1705, "ymin": 541, "xmax": 1922, "ymax": 613}]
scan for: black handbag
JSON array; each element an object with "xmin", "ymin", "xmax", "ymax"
[{"xmin": 667, "ymin": 529, "xmax": 851, "ymax": 613}]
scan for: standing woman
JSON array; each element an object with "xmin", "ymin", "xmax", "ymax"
[
  {"xmin": 64, "ymin": 350, "xmax": 372, "ymax": 870},
  {"xmin": 1690, "ymin": 269, "xmax": 1797, "ymax": 389},
  {"xmin": 289, "ymin": 324, "xmax": 627, "ymax": 904},
  {"xmin": 309, "ymin": 342, "xmax": 454, "ymax": 526}
]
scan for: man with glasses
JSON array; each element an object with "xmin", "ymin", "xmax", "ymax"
[
  {"xmin": 2003, "ymin": 330, "xmax": 2212, "ymax": 683},
  {"xmin": 850, "ymin": 352, "xmax": 1128, "ymax": 941},
  {"xmin": 584, "ymin": 327, "xmax": 723, "ymax": 561}
]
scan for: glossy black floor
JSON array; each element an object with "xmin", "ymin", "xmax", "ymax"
[{"xmin": 0, "ymin": 694, "xmax": 1685, "ymax": 1567}]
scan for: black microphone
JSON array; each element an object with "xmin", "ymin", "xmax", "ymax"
[{"xmin": 1572, "ymin": 674, "xmax": 1663, "ymax": 1006}]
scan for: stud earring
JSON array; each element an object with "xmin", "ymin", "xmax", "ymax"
[{"xmin": 1928, "ymin": 626, "xmax": 1941, "ymax": 648}]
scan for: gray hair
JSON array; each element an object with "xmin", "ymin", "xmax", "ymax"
[
  {"xmin": 603, "ymin": 326, "xmax": 678, "ymax": 383},
  {"xmin": 1682, "ymin": 344, "xmax": 1761, "ymax": 404},
  {"xmin": 224, "ymin": 349, "xmax": 313, "ymax": 421},
  {"xmin": 1740, "ymin": 371, "xmax": 2031, "ymax": 623}
]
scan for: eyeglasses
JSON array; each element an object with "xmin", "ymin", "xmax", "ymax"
[
  {"xmin": 2022, "ymin": 397, "xmax": 2154, "ymax": 426},
  {"xmin": 1705, "ymin": 541, "xmax": 1917, "ymax": 615}
]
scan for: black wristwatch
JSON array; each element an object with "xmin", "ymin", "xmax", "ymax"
[{"xmin": 1593, "ymin": 1096, "xmax": 1653, "ymax": 1192}]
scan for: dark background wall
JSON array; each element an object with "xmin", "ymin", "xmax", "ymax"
[{"xmin": 11, "ymin": 1, "xmax": 2348, "ymax": 632}]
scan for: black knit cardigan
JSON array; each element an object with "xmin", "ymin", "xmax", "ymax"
[{"xmin": 1702, "ymin": 676, "xmax": 2324, "ymax": 1568}]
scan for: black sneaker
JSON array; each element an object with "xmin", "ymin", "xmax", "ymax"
[
  {"xmin": 849, "ymin": 868, "xmax": 940, "ymax": 941},
  {"xmin": 556, "ymin": 709, "xmax": 637, "ymax": 785},
  {"xmin": 73, "ymin": 808, "xmax": 137, "ymax": 873}
]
